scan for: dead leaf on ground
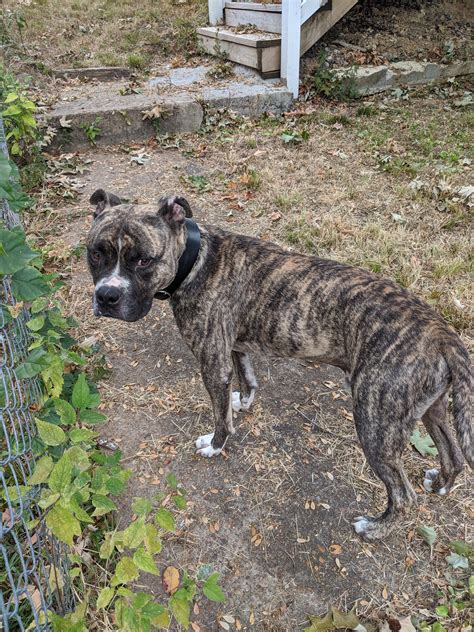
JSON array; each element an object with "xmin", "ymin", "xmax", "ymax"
[{"xmin": 162, "ymin": 566, "xmax": 179, "ymax": 595}]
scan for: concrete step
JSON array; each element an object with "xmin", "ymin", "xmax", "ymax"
[{"xmin": 45, "ymin": 64, "xmax": 293, "ymax": 149}]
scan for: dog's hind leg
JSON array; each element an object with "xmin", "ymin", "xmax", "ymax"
[
  {"xmin": 231, "ymin": 351, "xmax": 257, "ymax": 412},
  {"xmin": 195, "ymin": 356, "xmax": 234, "ymax": 458},
  {"xmin": 422, "ymin": 394, "xmax": 464, "ymax": 495},
  {"xmin": 352, "ymin": 402, "xmax": 417, "ymax": 541}
]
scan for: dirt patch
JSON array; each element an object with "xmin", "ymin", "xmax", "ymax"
[
  {"xmin": 303, "ymin": 0, "xmax": 473, "ymax": 74},
  {"xmin": 28, "ymin": 86, "xmax": 473, "ymax": 630}
]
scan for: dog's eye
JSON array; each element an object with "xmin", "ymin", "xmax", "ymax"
[
  {"xmin": 90, "ymin": 250, "xmax": 101, "ymax": 263},
  {"xmin": 137, "ymin": 258, "xmax": 152, "ymax": 269}
]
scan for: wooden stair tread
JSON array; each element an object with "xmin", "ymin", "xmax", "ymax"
[
  {"xmin": 224, "ymin": 2, "xmax": 282, "ymax": 12},
  {"xmin": 197, "ymin": 27, "xmax": 281, "ymax": 48}
]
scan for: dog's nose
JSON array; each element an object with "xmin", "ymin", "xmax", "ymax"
[{"xmin": 96, "ymin": 285, "xmax": 122, "ymax": 308}]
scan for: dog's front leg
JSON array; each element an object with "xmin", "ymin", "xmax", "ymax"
[
  {"xmin": 195, "ymin": 358, "xmax": 234, "ymax": 458},
  {"xmin": 231, "ymin": 351, "xmax": 257, "ymax": 412}
]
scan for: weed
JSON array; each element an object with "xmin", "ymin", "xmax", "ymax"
[
  {"xmin": 243, "ymin": 168, "xmax": 261, "ymax": 191},
  {"xmin": 184, "ymin": 174, "xmax": 211, "ymax": 192},
  {"xmin": 312, "ymin": 52, "xmax": 358, "ymax": 102},
  {"xmin": 81, "ymin": 117, "xmax": 102, "ymax": 146},
  {"xmin": 324, "ymin": 113, "xmax": 352, "ymax": 127},
  {"xmin": 356, "ymin": 104, "xmax": 377, "ymax": 117},
  {"xmin": 281, "ymin": 129, "xmax": 310, "ymax": 144},
  {"xmin": 206, "ymin": 60, "xmax": 234, "ymax": 80},
  {"xmin": 127, "ymin": 52, "xmax": 147, "ymax": 70}
]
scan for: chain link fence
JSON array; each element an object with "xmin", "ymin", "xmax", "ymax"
[{"xmin": 0, "ymin": 117, "xmax": 74, "ymax": 630}]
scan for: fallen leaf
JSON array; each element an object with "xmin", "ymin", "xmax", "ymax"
[
  {"xmin": 417, "ymin": 525, "xmax": 437, "ymax": 548},
  {"xmin": 304, "ymin": 611, "xmax": 334, "ymax": 631},
  {"xmin": 382, "ymin": 585, "xmax": 389, "ymax": 599},
  {"xmin": 329, "ymin": 544, "xmax": 342, "ymax": 555},
  {"xmin": 162, "ymin": 566, "xmax": 179, "ymax": 595}
]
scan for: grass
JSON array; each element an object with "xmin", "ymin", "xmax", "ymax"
[{"xmin": 3, "ymin": 0, "xmax": 208, "ymax": 74}]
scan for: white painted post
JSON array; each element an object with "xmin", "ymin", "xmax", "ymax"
[
  {"xmin": 208, "ymin": 0, "xmax": 226, "ymax": 25},
  {"xmin": 281, "ymin": 0, "xmax": 301, "ymax": 98}
]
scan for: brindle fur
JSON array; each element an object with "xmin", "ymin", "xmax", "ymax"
[{"xmin": 87, "ymin": 191, "xmax": 473, "ymax": 540}]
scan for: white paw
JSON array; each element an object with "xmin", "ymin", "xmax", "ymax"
[
  {"xmin": 231, "ymin": 392, "xmax": 242, "ymax": 412},
  {"xmin": 353, "ymin": 516, "xmax": 370, "ymax": 535},
  {"xmin": 195, "ymin": 432, "xmax": 214, "ymax": 449},
  {"xmin": 196, "ymin": 444, "xmax": 223, "ymax": 458},
  {"xmin": 423, "ymin": 468, "xmax": 439, "ymax": 493},
  {"xmin": 438, "ymin": 486, "xmax": 447, "ymax": 496},
  {"xmin": 241, "ymin": 389, "xmax": 255, "ymax": 411}
]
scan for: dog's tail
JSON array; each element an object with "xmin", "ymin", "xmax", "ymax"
[{"xmin": 445, "ymin": 339, "xmax": 473, "ymax": 469}]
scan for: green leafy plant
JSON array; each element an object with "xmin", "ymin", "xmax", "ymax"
[
  {"xmin": 312, "ymin": 52, "xmax": 358, "ymax": 102},
  {"xmin": 0, "ymin": 65, "xmax": 38, "ymax": 158},
  {"xmin": 81, "ymin": 117, "xmax": 102, "ymax": 146}
]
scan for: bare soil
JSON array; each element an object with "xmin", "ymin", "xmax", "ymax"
[{"xmin": 30, "ymin": 85, "xmax": 473, "ymax": 630}]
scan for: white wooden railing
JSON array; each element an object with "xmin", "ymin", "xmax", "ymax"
[
  {"xmin": 207, "ymin": 0, "xmax": 328, "ymax": 97},
  {"xmin": 282, "ymin": 0, "xmax": 327, "ymax": 97}
]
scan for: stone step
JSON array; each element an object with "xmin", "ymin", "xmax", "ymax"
[{"xmin": 44, "ymin": 65, "xmax": 293, "ymax": 149}]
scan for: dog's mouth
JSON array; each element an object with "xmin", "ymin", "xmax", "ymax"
[{"xmin": 92, "ymin": 294, "xmax": 153, "ymax": 322}]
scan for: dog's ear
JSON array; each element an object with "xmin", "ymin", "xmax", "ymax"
[
  {"xmin": 158, "ymin": 195, "xmax": 193, "ymax": 225},
  {"xmin": 90, "ymin": 189, "xmax": 122, "ymax": 218}
]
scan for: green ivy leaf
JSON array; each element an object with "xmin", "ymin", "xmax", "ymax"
[
  {"xmin": 410, "ymin": 429, "xmax": 438, "ymax": 457},
  {"xmin": 27, "ymin": 315, "xmax": 45, "ymax": 332},
  {"xmin": 144, "ymin": 523, "xmax": 162, "ymax": 555},
  {"xmin": 11, "ymin": 266, "xmax": 49, "ymax": 301},
  {"xmin": 46, "ymin": 504, "xmax": 81, "ymax": 545},
  {"xmin": 65, "ymin": 446, "xmax": 90, "ymax": 473},
  {"xmin": 36, "ymin": 418, "xmax": 66, "ymax": 446},
  {"xmin": 79, "ymin": 409, "xmax": 107, "ymax": 425},
  {"xmin": 16, "ymin": 348, "xmax": 49, "ymax": 379},
  {"xmin": 469, "ymin": 575, "xmax": 474, "ymax": 596},
  {"xmin": 28, "ymin": 455, "xmax": 54, "ymax": 485},
  {"xmin": 111, "ymin": 556, "xmax": 139, "ymax": 587},
  {"xmin": 0, "ymin": 227, "xmax": 37, "ymax": 274},
  {"xmin": 72, "ymin": 373, "xmax": 91, "ymax": 410},
  {"xmin": 132, "ymin": 497, "xmax": 153, "ymax": 516},
  {"xmin": 155, "ymin": 508, "xmax": 175, "ymax": 532},
  {"xmin": 69, "ymin": 495, "xmax": 93, "ymax": 523},
  {"xmin": 435, "ymin": 605, "xmax": 449, "ymax": 617},
  {"xmin": 54, "ymin": 398, "xmax": 76, "ymax": 425},
  {"xmin": 172, "ymin": 494, "xmax": 187, "ymax": 510},
  {"xmin": 49, "ymin": 453, "xmax": 73, "ymax": 494},
  {"xmin": 69, "ymin": 428, "xmax": 96, "ymax": 444},
  {"xmin": 202, "ymin": 572, "xmax": 226, "ymax": 603},
  {"xmin": 133, "ymin": 547, "xmax": 160, "ymax": 576},
  {"xmin": 92, "ymin": 494, "xmax": 117, "ymax": 517},
  {"xmin": 38, "ymin": 491, "xmax": 60, "ymax": 509},
  {"xmin": 106, "ymin": 477, "xmax": 126, "ymax": 495},
  {"xmin": 169, "ymin": 592, "xmax": 190, "ymax": 627},
  {"xmin": 123, "ymin": 517, "xmax": 146, "ymax": 549},
  {"xmin": 96, "ymin": 587, "xmax": 115, "ymax": 610}
]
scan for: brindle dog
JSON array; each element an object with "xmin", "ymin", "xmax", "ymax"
[{"xmin": 87, "ymin": 190, "xmax": 473, "ymax": 540}]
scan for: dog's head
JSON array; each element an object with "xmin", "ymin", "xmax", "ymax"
[{"xmin": 86, "ymin": 189, "xmax": 193, "ymax": 322}]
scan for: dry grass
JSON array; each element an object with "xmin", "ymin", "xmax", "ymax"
[{"xmin": 4, "ymin": 0, "xmax": 208, "ymax": 72}]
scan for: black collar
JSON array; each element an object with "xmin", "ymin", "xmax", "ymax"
[{"xmin": 154, "ymin": 219, "xmax": 201, "ymax": 300}]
